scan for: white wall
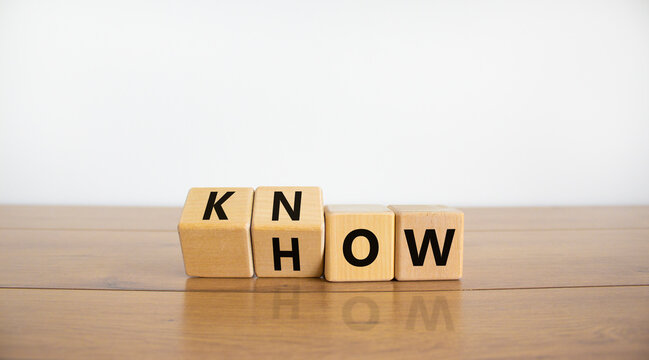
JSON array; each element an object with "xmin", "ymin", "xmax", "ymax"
[{"xmin": 1, "ymin": 0, "xmax": 648, "ymax": 207}]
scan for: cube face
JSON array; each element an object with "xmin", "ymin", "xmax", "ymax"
[
  {"xmin": 251, "ymin": 186, "xmax": 324, "ymax": 277},
  {"xmin": 324, "ymin": 205, "xmax": 395, "ymax": 282},
  {"xmin": 389, "ymin": 205, "xmax": 464, "ymax": 281},
  {"xmin": 178, "ymin": 187, "xmax": 254, "ymax": 277}
]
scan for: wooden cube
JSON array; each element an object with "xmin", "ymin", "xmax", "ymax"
[
  {"xmin": 251, "ymin": 186, "xmax": 324, "ymax": 277},
  {"xmin": 178, "ymin": 187, "xmax": 254, "ymax": 277},
  {"xmin": 324, "ymin": 205, "xmax": 395, "ymax": 282},
  {"xmin": 389, "ymin": 205, "xmax": 463, "ymax": 281}
]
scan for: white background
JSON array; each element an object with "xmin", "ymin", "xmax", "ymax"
[{"xmin": 1, "ymin": 0, "xmax": 648, "ymax": 207}]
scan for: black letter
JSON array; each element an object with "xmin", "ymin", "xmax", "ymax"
[
  {"xmin": 273, "ymin": 237, "xmax": 300, "ymax": 271},
  {"xmin": 202, "ymin": 191, "xmax": 235, "ymax": 220},
  {"xmin": 343, "ymin": 229, "xmax": 379, "ymax": 267},
  {"xmin": 404, "ymin": 229, "xmax": 455, "ymax": 266},
  {"xmin": 272, "ymin": 191, "xmax": 302, "ymax": 221}
]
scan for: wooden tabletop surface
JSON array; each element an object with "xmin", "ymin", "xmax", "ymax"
[{"xmin": 1, "ymin": 205, "xmax": 648, "ymax": 359}]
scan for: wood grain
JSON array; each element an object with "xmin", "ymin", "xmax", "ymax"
[
  {"xmin": 3, "ymin": 205, "xmax": 648, "ymax": 231},
  {"xmin": 1, "ymin": 206, "xmax": 648, "ymax": 359},
  {"xmin": 1, "ymin": 287, "xmax": 647, "ymax": 359},
  {"xmin": 2, "ymin": 227, "xmax": 646, "ymax": 291},
  {"xmin": 463, "ymin": 205, "xmax": 649, "ymax": 231},
  {"xmin": 0, "ymin": 204, "xmax": 182, "ymax": 231}
]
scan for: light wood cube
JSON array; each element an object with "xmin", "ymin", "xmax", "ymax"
[
  {"xmin": 178, "ymin": 187, "xmax": 254, "ymax": 277},
  {"xmin": 324, "ymin": 205, "xmax": 395, "ymax": 282},
  {"xmin": 389, "ymin": 205, "xmax": 463, "ymax": 280},
  {"xmin": 251, "ymin": 186, "xmax": 324, "ymax": 277}
]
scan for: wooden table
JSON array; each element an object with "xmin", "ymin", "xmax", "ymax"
[{"xmin": 1, "ymin": 205, "xmax": 648, "ymax": 359}]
